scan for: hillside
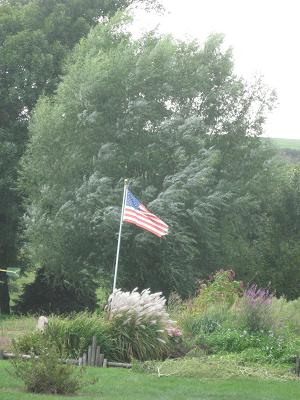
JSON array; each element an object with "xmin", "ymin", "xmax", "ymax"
[
  {"xmin": 269, "ymin": 138, "xmax": 300, "ymax": 150},
  {"xmin": 263, "ymin": 137, "xmax": 300, "ymax": 163}
]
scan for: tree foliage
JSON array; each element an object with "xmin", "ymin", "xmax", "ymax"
[
  {"xmin": 14, "ymin": 267, "xmax": 97, "ymax": 314},
  {"xmin": 253, "ymin": 165, "xmax": 300, "ymax": 298},
  {"xmin": 20, "ymin": 16, "xmax": 290, "ymax": 301},
  {"xmin": 0, "ymin": 0, "xmax": 161, "ymax": 313}
]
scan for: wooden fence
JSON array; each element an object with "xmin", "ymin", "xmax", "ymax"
[
  {"xmin": 2, "ymin": 344, "xmax": 299, "ymax": 376},
  {"xmin": 296, "ymin": 357, "xmax": 300, "ymax": 377},
  {"xmin": 0, "ymin": 336, "xmax": 131, "ymax": 369}
]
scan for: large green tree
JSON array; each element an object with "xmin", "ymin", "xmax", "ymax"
[
  {"xmin": 251, "ymin": 165, "xmax": 300, "ymax": 299},
  {"xmin": 20, "ymin": 16, "xmax": 276, "ymax": 302},
  {"xmin": 0, "ymin": 0, "xmax": 160, "ymax": 313}
]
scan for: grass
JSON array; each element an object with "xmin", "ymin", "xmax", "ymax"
[
  {"xmin": 0, "ymin": 360, "xmax": 299, "ymax": 400},
  {"xmin": 0, "ymin": 315, "xmax": 36, "ymax": 351},
  {"xmin": 1, "ymin": 313, "xmax": 299, "ymax": 399},
  {"xmin": 132, "ymin": 356, "xmax": 298, "ymax": 380},
  {"xmin": 9, "ymin": 270, "xmax": 36, "ymax": 307},
  {"xmin": 264, "ymin": 137, "xmax": 300, "ymax": 150}
]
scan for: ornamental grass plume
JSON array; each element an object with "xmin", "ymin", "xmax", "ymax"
[
  {"xmin": 106, "ymin": 288, "xmax": 175, "ymax": 361},
  {"xmin": 107, "ymin": 288, "xmax": 174, "ymax": 328}
]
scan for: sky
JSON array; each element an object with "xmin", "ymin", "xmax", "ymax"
[{"xmin": 132, "ymin": 0, "xmax": 300, "ymax": 139}]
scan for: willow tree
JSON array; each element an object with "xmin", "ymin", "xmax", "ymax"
[
  {"xmin": 20, "ymin": 15, "xmax": 274, "ymax": 304},
  {"xmin": 0, "ymin": 0, "xmax": 161, "ymax": 313}
]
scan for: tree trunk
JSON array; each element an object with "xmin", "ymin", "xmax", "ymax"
[{"xmin": 0, "ymin": 269, "xmax": 10, "ymax": 314}]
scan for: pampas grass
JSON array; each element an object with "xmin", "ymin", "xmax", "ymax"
[{"xmin": 107, "ymin": 289, "xmax": 173, "ymax": 361}]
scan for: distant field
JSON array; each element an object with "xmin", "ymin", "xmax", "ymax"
[{"xmin": 264, "ymin": 137, "xmax": 300, "ymax": 150}]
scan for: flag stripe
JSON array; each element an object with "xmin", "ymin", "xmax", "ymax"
[
  {"xmin": 138, "ymin": 204, "xmax": 168, "ymax": 226},
  {"xmin": 123, "ymin": 213, "xmax": 168, "ymax": 236},
  {"xmin": 140, "ymin": 213, "xmax": 169, "ymax": 228},
  {"xmin": 124, "ymin": 216, "xmax": 167, "ymax": 237},
  {"xmin": 124, "ymin": 207, "xmax": 168, "ymax": 231},
  {"xmin": 124, "ymin": 207, "xmax": 168, "ymax": 230},
  {"xmin": 124, "ymin": 210, "xmax": 168, "ymax": 234}
]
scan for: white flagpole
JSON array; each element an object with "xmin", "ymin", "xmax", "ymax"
[{"xmin": 113, "ymin": 179, "xmax": 128, "ymax": 291}]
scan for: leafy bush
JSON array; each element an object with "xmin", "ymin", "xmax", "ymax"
[
  {"xmin": 182, "ymin": 312, "xmax": 221, "ymax": 336},
  {"xmin": 10, "ymin": 345, "xmax": 82, "ymax": 394},
  {"xmin": 107, "ymin": 289, "xmax": 173, "ymax": 361},
  {"xmin": 13, "ymin": 331, "xmax": 49, "ymax": 355},
  {"xmin": 197, "ymin": 328, "xmax": 252, "ymax": 353},
  {"xmin": 193, "ymin": 315, "xmax": 220, "ymax": 334},
  {"xmin": 237, "ymin": 285, "xmax": 274, "ymax": 332},
  {"xmin": 192, "ymin": 270, "xmax": 243, "ymax": 313},
  {"xmin": 196, "ymin": 328, "xmax": 300, "ymax": 363},
  {"xmin": 180, "ymin": 302, "xmax": 235, "ymax": 339}
]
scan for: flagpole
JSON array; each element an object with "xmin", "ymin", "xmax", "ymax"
[{"xmin": 113, "ymin": 179, "xmax": 128, "ymax": 291}]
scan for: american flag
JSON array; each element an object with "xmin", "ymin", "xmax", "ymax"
[{"xmin": 123, "ymin": 190, "xmax": 169, "ymax": 237}]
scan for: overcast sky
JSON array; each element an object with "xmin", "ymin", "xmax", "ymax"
[{"xmin": 132, "ymin": 0, "xmax": 300, "ymax": 139}]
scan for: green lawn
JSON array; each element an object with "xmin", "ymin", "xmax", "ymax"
[
  {"xmin": 0, "ymin": 361, "xmax": 299, "ymax": 400},
  {"xmin": 0, "ymin": 315, "xmax": 36, "ymax": 351}
]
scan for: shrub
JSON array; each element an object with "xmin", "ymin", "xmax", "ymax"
[
  {"xmin": 182, "ymin": 313, "xmax": 220, "ymax": 337},
  {"xmin": 181, "ymin": 303, "xmax": 233, "ymax": 338},
  {"xmin": 192, "ymin": 270, "xmax": 243, "ymax": 313},
  {"xmin": 197, "ymin": 328, "xmax": 252, "ymax": 353},
  {"xmin": 13, "ymin": 331, "xmax": 49, "ymax": 355},
  {"xmin": 10, "ymin": 345, "xmax": 82, "ymax": 394},
  {"xmin": 196, "ymin": 328, "xmax": 300, "ymax": 363},
  {"xmin": 107, "ymin": 289, "xmax": 173, "ymax": 361}
]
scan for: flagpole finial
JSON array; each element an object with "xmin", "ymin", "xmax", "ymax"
[{"xmin": 124, "ymin": 178, "xmax": 128, "ymax": 186}]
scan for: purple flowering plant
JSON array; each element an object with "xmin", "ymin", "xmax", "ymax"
[{"xmin": 239, "ymin": 284, "xmax": 274, "ymax": 333}]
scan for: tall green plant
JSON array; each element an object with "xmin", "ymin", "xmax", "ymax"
[
  {"xmin": 10, "ymin": 345, "xmax": 82, "ymax": 394},
  {"xmin": 238, "ymin": 285, "xmax": 274, "ymax": 333},
  {"xmin": 192, "ymin": 270, "xmax": 243, "ymax": 313},
  {"xmin": 15, "ymin": 312, "xmax": 116, "ymax": 359}
]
